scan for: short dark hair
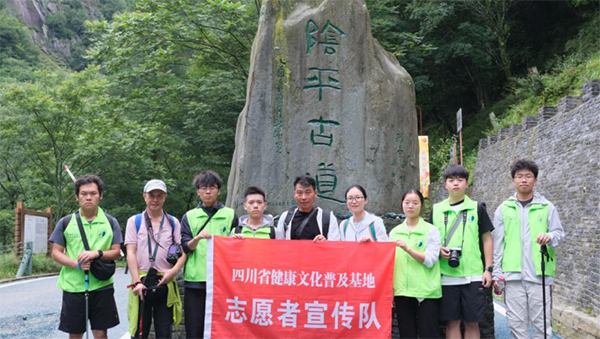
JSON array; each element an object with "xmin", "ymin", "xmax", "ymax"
[
  {"xmin": 75, "ymin": 175, "xmax": 104, "ymax": 196},
  {"xmin": 345, "ymin": 185, "xmax": 368, "ymax": 200},
  {"xmin": 244, "ymin": 186, "xmax": 266, "ymax": 200},
  {"xmin": 510, "ymin": 159, "xmax": 539, "ymax": 178},
  {"xmin": 443, "ymin": 165, "xmax": 469, "ymax": 181},
  {"xmin": 401, "ymin": 189, "xmax": 424, "ymax": 206},
  {"xmin": 193, "ymin": 170, "xmax": 223, "ymax": 189},
  {"xmin": 293, "ymin": 175, "xmax": 316, "ymax": 190}
]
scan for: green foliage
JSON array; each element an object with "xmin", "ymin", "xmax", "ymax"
[
  {"xmin": 488, "ymin": 14, "xmax": 600, "ymax": 135},
  {"xmin": 0, "ymin": 10, "xmax": 38, "ymax": 64},
  {"xmin": 0, "ymin": 69, "xmax": 149, "ymax": 219},
  {"xmin": 0, "ymin": 253, "xmax": 61, "ymax": 279},
  {"xmin": 46, "ymin": 8, "xmax": 86, "ymax": 39},
  {"xmin": 0, "ymin": 9, "xmax": 41, "ymax": 83},
  {"xmin": 0, "ymin": 210, "xmax": 13, "ymax": 246},
  {"xmin": 85, "ymin": 0, "xmax": 258, "ymax": 216},
  {"xmin": 97, "ymin": 0, "xmax": 131, "ymax": 20},
  {"xmin": 429, "ymin": 135, "xmax": 457, "ymax": 182}
]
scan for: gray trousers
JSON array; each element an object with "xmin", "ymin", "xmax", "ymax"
[{"xmin": 505, "ymin": 280, "xmax": 553, "ymax": 339}]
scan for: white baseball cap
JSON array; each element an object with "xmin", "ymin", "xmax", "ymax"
[{"xmin": 144, "ymin": 179, "xmax": 167, "ymax": 193}]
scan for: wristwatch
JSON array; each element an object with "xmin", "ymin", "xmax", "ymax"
[
  {"xmin": 485, "ymin": 266, "xmax": 493, "ymax": 272},
  {"xmin": 97, "ymin": 250, "xmax": 104, "ymax": 259}
]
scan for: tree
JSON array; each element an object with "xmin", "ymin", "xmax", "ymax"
[
  {"xmin": 0, "ymin": 69, "xmax": 149, "ymax": 219},
  {"xmin": 86, "ymin": 0, "xmax": 259, "ymax": 210},
  {"xmin": 464, "ymin": 0, "xmax": 516, "ymax": 89}
]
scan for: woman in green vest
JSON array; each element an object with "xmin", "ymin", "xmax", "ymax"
[{"xmin": 389, "ymin": 189, "xmax": 442, "ymax": 338}]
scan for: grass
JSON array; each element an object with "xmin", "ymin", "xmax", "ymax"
[{"xmin": 0, "ymin": 252, "xmax": 62, "ymax": 280}]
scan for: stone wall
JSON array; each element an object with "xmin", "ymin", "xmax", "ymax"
[{"xmin": 471, "ymin": 80, "xmax": 600, "ymax": 338}]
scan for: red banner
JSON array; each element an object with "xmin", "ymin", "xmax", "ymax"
[{"xmin": 204, "ymin": 236, "xmax": 395, "ymax": 338}]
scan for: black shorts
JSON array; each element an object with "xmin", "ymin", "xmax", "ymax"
[
  {"xmin": 439, "ymin": 282, "xmax": 487, "ymax": 322},
  {"xmin": 58, "ymin": 287, "xmax": 120, "ymax": 334}
]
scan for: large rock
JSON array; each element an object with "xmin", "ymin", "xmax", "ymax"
[{"xmin": 227, "ymin": 0, "xmax": 418, "ymax": 216}]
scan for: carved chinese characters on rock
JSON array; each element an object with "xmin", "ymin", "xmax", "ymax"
[{"xmin": 304, "ymin": 20, "xmax": 348, "ymax": 205}]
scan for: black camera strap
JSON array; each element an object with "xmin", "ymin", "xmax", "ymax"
[
  {"xmin": 196, "ymin": 213, "xmax": 215, "ymax": 237},
  {"xmin": 143, "ymin": 212, "xmax": 165, "ymax": 263},
  {"xmin": 294, "ymin": 208, "xmax": 318, "ymax": 239},
  {"xmin": 75, "ymin": 211, "xmax": 92, "ymax": 253},
  {"xmin": 443, "ymin": 210, "xmax": 468, "ymax": 248}
]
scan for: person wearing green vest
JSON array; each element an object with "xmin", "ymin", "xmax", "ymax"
[
  {"xmin": 390, "ymin": 189, "xmax": 441, "ymax": 338},
  {"xmin": 124, "ymin": 179, "xmax": 186, "ymax": 338},
  {"xmin": 492, "ymin": 159, "xmax": 564, "ymax": 338},
  {"xmin": 431, "ymin": 165, "xmax": 494, "ymax": 339},
  {"xmin": 180, "ymin": 170, "xmax": 238, "ymax": 339},
  {"xmin": 49, "ymin": 174, "xmax": 122, "ymax": 338},
  {"xmin": 231, "ymin": 186, "xmax": 276, "ymax": 240}
]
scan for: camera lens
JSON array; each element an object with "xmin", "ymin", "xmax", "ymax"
[{"xmin": 449, "ymin": 249, "xmax": 460, "ymax": 268}]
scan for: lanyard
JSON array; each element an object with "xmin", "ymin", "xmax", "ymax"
[
  {"xmin": 144, "ymin": 212, "xmax": 165, "ymax": 263},
  {"xmin": 443, "ymin": 210, "xmax": 468, "ymax": 248}
]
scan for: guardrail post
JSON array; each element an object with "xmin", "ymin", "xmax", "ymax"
[{"xmin": 16, "ymin": 242, "xmax": 33, "ymax": 278}]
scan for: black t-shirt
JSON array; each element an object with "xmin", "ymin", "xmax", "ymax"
[
  {"xmin": 518, "ymin": 198, "xmax": 533, "ymax": 207},
  {"xmin": 291, "ymin": 209, "xmax": 321, "ymax": 240},
  {"xmin": 447, "ymin": 200, "xmax": 494, "ymax": 236},
  {"xmin": 446, "ymin": 200, "xmax": 494, "ymax": 267}
]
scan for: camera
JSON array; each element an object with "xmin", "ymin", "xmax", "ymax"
[
  {"xmin": 166, "ymin": 243, "xmax": 182, "ymax": 266},
  {"xmin": 447, "ymin": 247, "xmax": 462, "ymax": 268}
]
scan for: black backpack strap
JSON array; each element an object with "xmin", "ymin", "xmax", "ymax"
[
  {"xmin": 282, "ymin": 207, "xmax": 297, "ymax": 233},
  {"xmin": 61, "ymin": 214, "xmax": 73, "ymax": 234},
  {"xmin": 269, "ymin": 226, "xmax": 276, "ymax": 239},
  {"xmin": 321, "ymin": 208, "xmax": 330, "ymax": 239},
  {"xmin": 74, "ymin": 211, "xmax": 91, "ymax": 251},
  {"xmin": 235, "ymin": 224, "xmax": 242, "ymax": 234}
]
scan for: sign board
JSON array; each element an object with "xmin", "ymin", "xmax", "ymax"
[
  {"xmin": 418, "ymin": 136, "xmax": 430, "ymax": 198},
  {"xmin": 23, "ymin": 215, "xmax": 49, "ymax": 254},
  {"xmin": 15, "ymin": 201, "xmax": 52, "ymax": 257},
  {"xmin": 456, "ymin": 108, "xmax": 462, "ymax": 132}
]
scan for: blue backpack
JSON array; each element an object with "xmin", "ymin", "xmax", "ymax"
[{"xmin": 134, "ymin": 213, "xmax": 176, "ymax": 233}]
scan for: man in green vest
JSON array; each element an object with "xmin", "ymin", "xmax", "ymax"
[
  {"xmin": 49, "ymin": 174, "xmax": 122, "ymax": 338},
  {"xmin": 492, "ymin": 159, "xmax": 564, "ymax": 338},
  {"xmin": 431, "ymin": 165, "xmax": 494, "ymax": 339},
  {"xmin": 231, "ymin": 186, "xmax": 276, "ymax": 239},
  {"xmin": 180, "ymin": 170, "xmax": 239, "ymax": 338}
]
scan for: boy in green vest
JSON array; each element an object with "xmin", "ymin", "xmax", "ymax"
[
  {"xmin": 49, "ymin": 174, "xmax": 122, "ymax": 338},
  {"xmin": 231, "ymin": 186, "xmax": 276, "ymax": 239},
  {"xmin": 180, "ymin": 170, "xmax": 239, "ymax": 338},
  {"xmin": 431, "ymin": 165, "xmax": 493, "ymax": 339},
  {"xmin": 492, "ymin": 159, "xmax": 564, "ymax": 338}
]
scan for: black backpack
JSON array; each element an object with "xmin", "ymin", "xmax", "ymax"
[{"xmin": 282, "ymin": 207, "xmax": 330, "ymax": 239}]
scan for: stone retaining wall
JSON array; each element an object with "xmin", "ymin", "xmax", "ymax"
[{"xmin": 471, "ymin": 80, "xmax": 600, "ymax": 338}]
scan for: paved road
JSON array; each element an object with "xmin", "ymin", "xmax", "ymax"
[
  {"xmin": 0, "ymin": 272, "xmax": 564, "ymax": 339},
  {"xmin": 494, "ymin": 300, "xmax": 563, "ymax": 339},
  {"xmin": 0, "ymin": 268, "xmax": 131, "ymax": 339}
]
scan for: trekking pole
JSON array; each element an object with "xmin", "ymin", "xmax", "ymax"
[
  {"xmin": 84, "ymin": 270, "xmax": 90, "ymax": 339},
  {"xmin": 138, "ymin": 293, "xmax": 145, "ymax": 338},
  {"xmin": 540, "ymin": 245, "xmax": 549, "ymax": 339},
  {"xmin": 65, "ymin": 165, "xmax": 76, "ymax": 183}
]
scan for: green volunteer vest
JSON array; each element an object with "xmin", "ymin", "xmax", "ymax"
[
  {"xmin": 390, "ymin": 218, "xmax": 441, "ymax": 298},
  {"xmin": 501, "ymin": 200, "xmax": 555, "ymax": 276},
  {"xmin": 238, "ymin": 225, "xmax": 273, "ymax": 239},
  {"xmin": 432, "ymin": 196, "xmax": 483, "ymax": 277},
  {"xmin": 184, "ymin": 206, "xmax": 235, "ymax": 282},
  {"xmin": 57, "ymin": 207, "xmax": 115, "ymax": 292}
]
